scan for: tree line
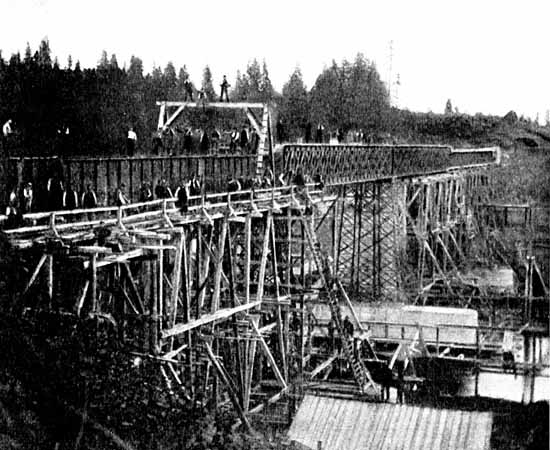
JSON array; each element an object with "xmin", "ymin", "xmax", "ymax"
[{"xmin": 0, "ymin": 39, "xmax": 524, "ymax": 156}]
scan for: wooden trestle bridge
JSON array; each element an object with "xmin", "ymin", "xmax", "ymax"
[{"xmin": 0, "ymin": 102, "xmax": 547, "ymax": 432}]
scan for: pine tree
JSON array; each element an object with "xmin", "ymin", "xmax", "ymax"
[
  {"xmin": 36, "ymin": 38, "xmax": 52, "ymax": 67},
  {"xmin": 163, "ymin": 62, "xmax": 177, "ymax": 98},
  {"xmin": 280, "ymin": 67, "xmax": 309, "ymax": 140},
  {"xmin": 201, "ymin": 65, "xmax": 216, "ymax": 100},
  {"xmin": 246, "ymin": 59, "xmax": 262, "ymax": 101},
  {"xmin": 109, "ymin": 54, "xmax": 119, "ymax": 70},
  {"xmin": 177, "ymin": 65, "xmax": 194, "ymax": 98},
  {"xmin": 260, "ymin": 60, "xmax": 274, "ymax": 103},
  {"xmin": 232, "ymin": 70, "xmax": 249, "ymax": 101},
  {"xmin": 24, "ymin": 42, "xmax": 32, "ymax": 65},
  {"xmin": 445, "ymin": 99, "xmax": 453, "ymax": 115},
  {"xmin": 98, "ymin": 50, "xmax": 109, "ymax": 70}
]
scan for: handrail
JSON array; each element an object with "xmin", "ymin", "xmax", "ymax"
[{"xmin": 0, "ymin": 183, "xmax": 324, "ymax": 235}]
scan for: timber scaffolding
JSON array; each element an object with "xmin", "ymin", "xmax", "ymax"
[{"xmin": 0, "ymin": 110, "xmax": 547, "ymax": 429}]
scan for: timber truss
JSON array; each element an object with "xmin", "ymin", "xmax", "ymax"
[
  {"xmin": 2, "ymin": 184, "xmax": 387, "ymax": 430},
  {"xmin": 4, "ymin": 162, "xmax": 544, "ymax": 428},
  {"xmin": 156, "ymin": 101, "xmax": 273, "ymax": 177}
]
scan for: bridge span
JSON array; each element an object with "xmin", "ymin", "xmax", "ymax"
[{"xmin": 1, "ymin": 142, "xmax": 547, "ymax": 433}]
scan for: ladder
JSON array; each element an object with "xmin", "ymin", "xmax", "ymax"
[
  {"xmin": 300, "ymin": 214, "xmax": 377, "ymax": 394},
  {"xmin": 254, "ymin": 105, "xmax": 270, "ymax": 178}
]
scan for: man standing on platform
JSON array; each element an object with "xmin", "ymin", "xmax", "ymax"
[
  {"xmin": 127, "ymin": 127, "xmax": 137, "ymax": 156},
  {"xmin": 183, "ymin": 78, "xmax": 194, "ymax": 101},
  {"xmin": 2, "ymin": 119, "xmax": 14, "ymax": 154},
  {"xmin": 219, "ymin": 75, "xmax": 230, "ymax": 102}
]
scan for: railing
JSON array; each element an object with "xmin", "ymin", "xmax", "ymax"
[
  {"xmin": 279, "ymin": 144, "xmax": 499, "ymax": 184},
  {"xmin": 0, "ymin": 183, "xmax": 325, "ymax": 238},
  {"xmin": 0, "ymin": 154, "xmax": 257, "ymax": 207}
]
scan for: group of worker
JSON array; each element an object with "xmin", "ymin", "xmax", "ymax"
[{"xmin": 150, "ymin": 124, "xmax": 261, "ymax": 156}]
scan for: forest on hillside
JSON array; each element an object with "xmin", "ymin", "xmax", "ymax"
[{"xmin": 1, "ymin": 39, "xmax": 544, "ymax": 156}]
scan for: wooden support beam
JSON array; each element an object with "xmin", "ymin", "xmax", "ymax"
[
  {"xmin": 245, "ymin": 108, "xmax": 261, "ymax": 135},
  {"xmin": 211, "ymin": 217, "xmax": 228, "ymax": 313},
  {"xmin": 256, "ymin": 216, "xmax": 271, "ymax": 303},
  {"xmin": 23, "ymin": 253, "xmax": 48, "ymax": 295},
  {"xmin": 244, "ymin": 215, "xmax": 252, "ymax": 304},
  {"xmin": 156, "ymin": 101, "xmax": 265, "ymax": 109},
  {"xmin": 90, "ymin": 254, "xmax": 98, "ymax": 313},
  {"xmin": 226, "ymin": 224, "xmax": 245, "ymax": 405},
  {"xmin": 249, "ymin": 320, "xmax": 287, "ymax": 389},
  {"xmin": 157, "ymin": 102, "xmax": 166, "ymax": 129},
  {"xmin": 309, "ymin": 352, "xmax": 338, "ymax": 379},
  {"xmin": 161, "ymin": 301, "xmax": 261, "ymax": 339},
  {"xmin": 47, "ymin": 254, "xmax": 54, "ymax": 304},
  {"xmin": 83, "ymin": 249, "xmax": 144, "ymax": 269},
  {"xmin": 120, "ymin": 263, "xmax": 145, "ymax": 314},
  {"xmin": 163, "ymin": 104, "xmax": 186, "ymax": 130},
  {"xmin": 198, "ymin": 226, "xmax": 213, "ymax": 309},
  {"xmin": 204, "ymin": 342, "xmax": 252, "ymax": 433},
  {"xmin": 76, "ymin": 281, "xmax": 89, "ymax": 316},
  {"xmin": 169, "ymin": 230, "xmax": 184, "ymax": 332},
  {"xmin": 268, "ymin": 213, "xmax": 288, "ymax": 381}
]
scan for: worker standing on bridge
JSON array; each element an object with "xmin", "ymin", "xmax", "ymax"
[
  {"xmin": 190, "ymin": 174, "xmax": 202, "ymax": 196},
  {"xmin": 199, "ymin": 129, "xmax": 210, "ymax": 154},
  {"xmin": 81, "ymin": 185, "xmax": 98, "ymax": 209},
  {"xmin": 5, "ymin": 187, "xmax": 21, "ymax": 228},
  {"xmin": 229, "ymin": 128, "xmax": 239, "ymax": 153},
  {"xmin": 219, "ymin": 75, "xmax": 230, "ymax": 102},
  {"xmin": 315, "ymin": 123, "xmax": 324, "ymax": 143},
  {"xmin": 2, "ymin": 119, "xmax": 14, "ymax": 155},
  {"xmin": 21, "ymin": 182, "xmax": 33, "ymax": 214},
  {"xmin": 63, "ymin": 183, "xmax": 79, "ymax": 210},
  {"xmin": 155, "ymin": 179, "xmax": 173, "ymax": 199},
  {"xmin": 2, "ymin": 119, "xmax": 13, "ymax": 137},
  {"xmin": 239, "ymin": 125, "xmax": 249, "ymax": 152},
  {"xmin": 47, "ymin": 178, "xmax": 64, "ymax": 211},
  {"xmin": 116, "ymin": 183, "xmax": 129, "ymax": 206},
  {"xmin": 139, "ymin": 182, "xmax": 153, "ymax": 203},
  {"xmin": 127, "ymin": 127, "xmax": 137, "ymax": 156},
  {"xmin": 305, "ymin": 122, "xmax": 312, "ymax": 143},
  {"xmin": 343, "ymin": 316, "xmax": 354, "ymax": 338},
  {"xmin": 152, "ymin": 130, "xmax": 163, "ymax": 155},
  {"xmin": 276, "ymin": 119, "xmax": 286, "ymax": 143},
  {"xmin": 174, "ymin": 181, "xmax": 190, "ymax": 213},
  {"xmin": 249, "ymin": 127, "xmax": 259, "ymax": 154}
]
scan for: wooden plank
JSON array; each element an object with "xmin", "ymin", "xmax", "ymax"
[
  {"xmin": 309, "ymin": 352, "xmax": 338, "ymax": 378},
  {"xmin": 156, "ymin": 101, "xmax": 264, "ymax": 109},
  {"xmin": 23, "ymin": 253, "xmax": 48, "ymax": 294},
  {"xmin": 161, "ymin": 301, "xmax": 261, "ymax": 339}
]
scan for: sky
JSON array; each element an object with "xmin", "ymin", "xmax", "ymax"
[{"xmin": 1, "ymin": 0, "xmax": 549, "ymax": 121}]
